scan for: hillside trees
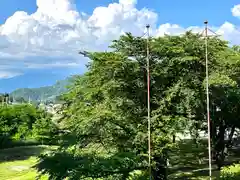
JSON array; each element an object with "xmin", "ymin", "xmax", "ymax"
[
  {"xmin": 0, "ymin": 104, "xmax": 58, "ymax": 148},
  {"xmin": 36, "ymin": 32, "xmax": 240, "ymax": 179}
]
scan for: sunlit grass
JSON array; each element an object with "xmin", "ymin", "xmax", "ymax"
[
  {"xmin": 0, "ymin": 145, "xmax": 56, "ymax": 180},
  {"xmin": 0, "ymin": 157, "xmax": 48, "ymax": 180}
]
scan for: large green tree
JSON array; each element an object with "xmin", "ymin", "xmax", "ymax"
[
  {"xmin": 36, "ymin": 32, "xmax": 240, "ymax": 179},
  {"xmin": 207, "ymin": 47, "xmax": 240, "ymax": 169}
]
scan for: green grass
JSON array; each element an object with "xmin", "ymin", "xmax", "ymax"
[
  {"xmin": 0, "ymin": 140, "xmax": 240, "ymax": 180},
  {"xmin": 168, "ymin": 139, "xmax": 240, "ymax": 180},
  {"xmin": 0, "ymin": 157, "xmax": 48, "ymax": 180},
  {"xmin": 0, "ymin": 145, "xmax": 56, "ymax": 180}
]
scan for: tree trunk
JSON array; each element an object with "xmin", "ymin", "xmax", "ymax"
[
  {"xmin": 152, "ymin": 155, "xmax": 167, "ymax": 180},
  {"xmin": 172, "ymin": 135, "xmax": 176, "ymax": 143},
  {"xmin": 226, "ymin": 126, "xmax": 235, "ymax": 148},
  {"xmin": 214, "ymin": 124, "xmax": 226, "ymax": 170}
]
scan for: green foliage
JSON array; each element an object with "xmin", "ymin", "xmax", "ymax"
[
  {"xmin": 0, "ymin": 104, "xmax": 36, "ymax": 138},
  {"xmin": 220, "ymin": 164, "xmax": 240, "ymax": 180},
  {"xmin": 32, "ymin": 116, "xmax": 59, "ymax": 144},
  {"xmin": 127, "ymin": 170, "xmax": 147, "ymax": 180},
  {"xmin": 0, "ymin": 104, "xmax": 58, "ymax": 149},
  {"xmin": 36, "ymin": 32, "xmax": 240, "ymax": 179},
  {"xmin": 37, "ymin": 151, "xmax": 146, "ymax": 180}
]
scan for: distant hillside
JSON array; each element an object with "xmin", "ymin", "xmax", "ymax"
[{"xmin": 10, "ymin": 76, "xmax": 76, "ymax": 103}]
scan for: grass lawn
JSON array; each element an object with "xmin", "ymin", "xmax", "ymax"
[
  {"xmin": 0, "ymin": 157, "xmax": 48, "ymax": 180},
  {"xmin": 0, "ymin": 146, "xmax": 56, "ymax": 180},
  {"xmin": 168, "ymin": 139, "xmax": 240, "ymax": 179},
  {"xmin": 0, "ymin": 140, "xmax": 239, "ymax": 180}
]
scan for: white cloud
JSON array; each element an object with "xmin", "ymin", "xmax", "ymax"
[
  {"xmin": 0, "ymin": 0, "xmax": 240, "ymax": 79},
  {"xmin": 0, "ymin": 0, "xmax": 157, "ymax": 56},
  {"xmin": 0, "ymin": 71, "xmax": 23, "ymax": 79},
  {"xmin": 119, "ymin": 0, "xmax": 137, "ymax": 6},
  {"xmin": 25, "ymin": 62, "xmax": 79, "ymax": 69},
  {"xmin": 216, "ymin": 22, "xmax": 240, "ymax": 45},
  {"xmin": 0, "ymin": 0, "xmax": 159, "ymax": 79},
  {"xmin": 156, "ymin": 24, "xmax": 185, "ymax": 36},
  {"xmin": 0, "ymin": 35, "xmax": 10, "ymax": 49},
  {"xmin": 232, "ymin": 4, "xmax": 240, "ymax": 17}
]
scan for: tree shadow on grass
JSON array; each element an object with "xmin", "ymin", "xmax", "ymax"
[
  {"xmin": 35, "ymin": 151, "xmax": 146, "ymax": 180},
  {"xmin": 0, "ymin": 145, "xmax": 49, "ymax": 163},
  {"xmin": 169, "ymin": 138, "xmax": 240, "ymax": 179},
  {"xmin": 169, "ymin": 139, "xmax": 209, "ymax": 172},
  {"xmin": 168, "ymin": 139, "xmax": 220, "ymax": 179},
  {"xmin": 169, "ymin": 168, "xmax": 220, "ymax": 180}
]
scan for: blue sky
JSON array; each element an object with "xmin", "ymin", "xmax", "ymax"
[
  {"xmin": 1, "ymin": 0, "xmax": 239, "ymax": 26},
  {"xmin": 0, "ymin": 0, "xmax": 240, "ymax": 92}
]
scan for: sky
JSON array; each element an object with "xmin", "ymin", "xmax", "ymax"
[{"xmin": 0, "ymin": 0, "xmax": 240, "ymax": 92}]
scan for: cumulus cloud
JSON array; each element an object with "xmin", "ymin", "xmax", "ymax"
[
  {"xmin": 156, "ymin": 24, "xmax": 185, "ymax": 36},
  {"xmin": 216, "ymin": 22, "xmax": 240, "ymax": 45},
  {"xmin": 0, "ymin": 0, "xmax": 240, "ymax": 79},
  {"xmin": 232, "ymin": 4, "xmax": 240, "ymax": 17},
  {"xmin": 0, "ymin": 0, "xmax": 157, "ymax": 56}
]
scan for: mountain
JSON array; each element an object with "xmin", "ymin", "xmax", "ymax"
[
  {"xmin": 0, "ymin": 69, "xmax": 73, "ymax": 93},
  {"xmin": 10, "ymin": 76, "xmax": 76, "ymax": 103}
]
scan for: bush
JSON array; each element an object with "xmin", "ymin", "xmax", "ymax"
[
  {"xmin": 220, "ymin": 163, "xmax": 240, "ymax": 180},
  {"xmin": 0, "ymin": 104, "xmax": 59, "ymax": 148},
  {"xmin": 32, "ymin": 117, "xmax": 59, "ymax": 145},
  {"xmin": 128, "ymin": 170, "xmax": 147, "ymax": 180}
]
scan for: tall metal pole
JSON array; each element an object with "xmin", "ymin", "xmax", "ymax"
[
  {"xmin": 146, "ymin": 24, "xmax": 151, "ymax": 180},
  {"xmin": 204, "ymin": 20, "xmax": 212, "ymax": 180}
]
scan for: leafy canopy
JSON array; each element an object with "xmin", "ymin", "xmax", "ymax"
[{"xmin": 36, "ymin": 31, "xmax": 240, "ymax": 179}]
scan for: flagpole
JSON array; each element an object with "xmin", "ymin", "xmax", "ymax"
[
  {"xmin": 146, "ymin": 24, "xmax": 152, "ymax": 180},
  {"xmin": 204, "ymin": 20, "xmax": 212, "ymax": 180}
]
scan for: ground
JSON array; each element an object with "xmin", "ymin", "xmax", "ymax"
[
  {"xmin": 168, "ymin": 139, "xmax": 240, "ymax": 179},
  {"xmin": 0, "ymin": 140, "xmax": 239, "ymax": 180},
  {"xmin": 0, "ymin": 146, "xmax": 53, "ymax": 180}
]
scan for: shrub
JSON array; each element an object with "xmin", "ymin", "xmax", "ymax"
[
  {"xmin": 32, "ymin": 117, "xmax": 59, "ymax": 145},
  {"xmin": 220, "ymin": 163, "xmax": 240, "ymax": 180},
  {"xmin": 128, "ymin": 170, "xmax": 147, "ymax": 180}
]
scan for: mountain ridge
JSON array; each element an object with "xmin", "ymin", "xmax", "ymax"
[{"xmin": 9, "ymin": 76, "xmax": 76, "ymax": 102}]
